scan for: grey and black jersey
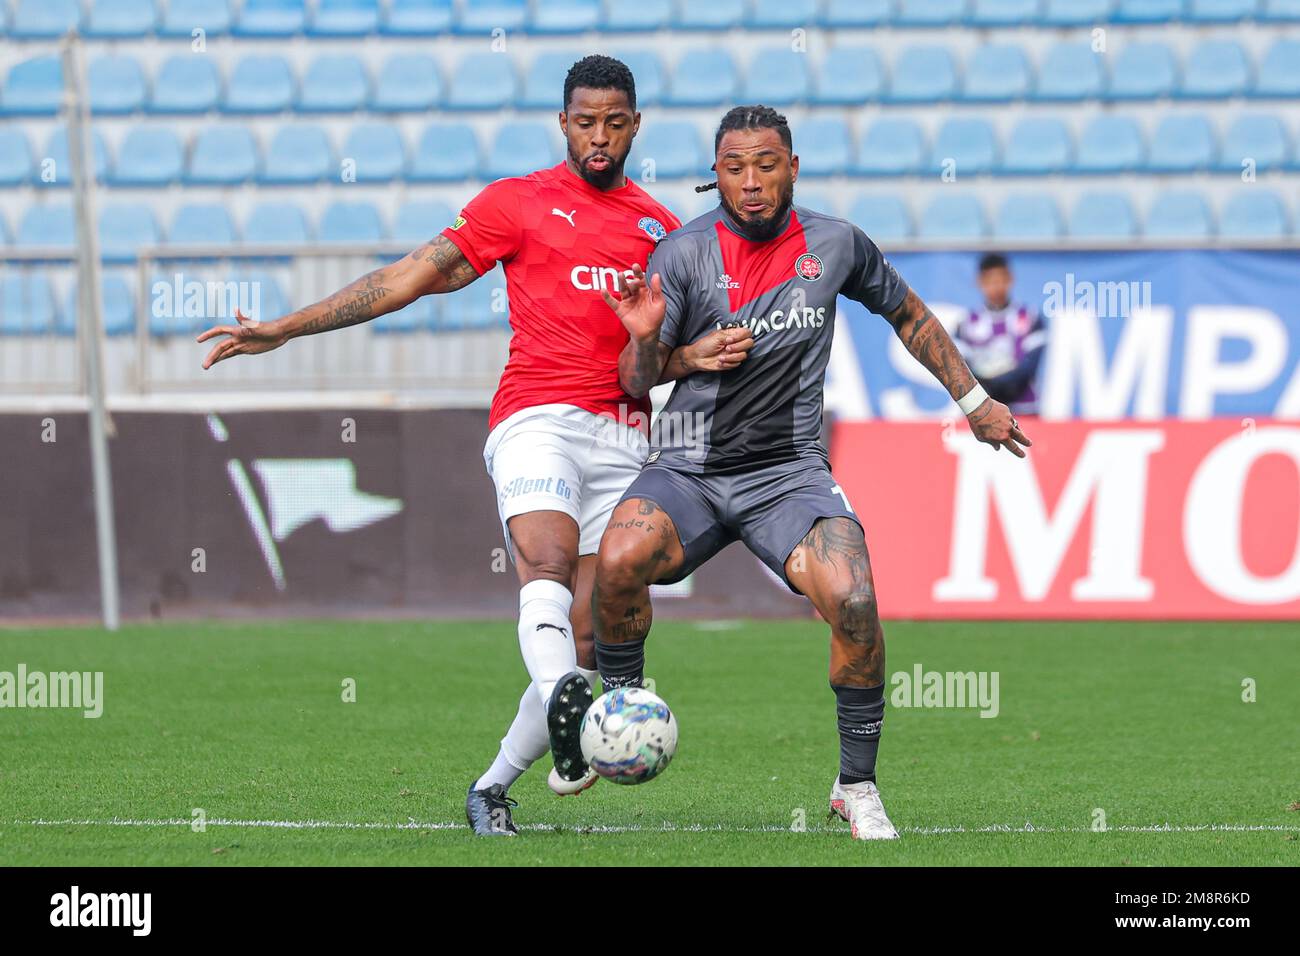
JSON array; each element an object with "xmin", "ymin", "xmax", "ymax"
[{"xmin": 649, "ymin": 204, "xmax": 909, "ymax": 475}]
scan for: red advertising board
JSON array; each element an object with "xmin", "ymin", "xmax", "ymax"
[{"xmin": 831, "ymin": 418, "xmax": 1300, "ymax": 619}]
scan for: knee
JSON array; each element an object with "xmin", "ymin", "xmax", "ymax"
[
  {"xmin": 595, "ymin": 534, "xmax": 655, "ymax": 596},
  {"xmin": 837, "ymin": 590, "xmax": 879, "ymax": 637}
]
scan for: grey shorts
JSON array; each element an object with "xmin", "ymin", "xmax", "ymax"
[{"xmin": 618, "ymin": 457, "xmax": 861, "ymax": 594}]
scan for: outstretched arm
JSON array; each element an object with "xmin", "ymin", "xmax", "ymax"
[
  {"xmin": 199, "ymin": 236, "xmax": 480, "ymax": 369},
  {"xmin": 884, "ymin": 288, "xmax": 1032, "ymax": 457}
]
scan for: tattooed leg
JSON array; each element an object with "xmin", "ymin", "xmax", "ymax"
[
  {"xmin": 786, "ymin": 517, "xmax": 887, "ymax": 785},
  {"xmin": 591, "ymin": 498, "xmax": 686, "ymax": 689}
]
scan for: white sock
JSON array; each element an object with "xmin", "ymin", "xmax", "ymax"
[
  {"xmin": 518, "ymin": 579, "xmax": 576, "ymax": 706},
  {"xmin": 474, "ymin": 682, "xmax": 550, "ymax": 792},
  {"xmin": 578, "ymin": 665, "xmax": 600, "ymax": 695}
]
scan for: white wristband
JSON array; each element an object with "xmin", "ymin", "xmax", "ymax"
[{"xmin": 957, "ymin": 383, "xmax": 989, "ymax": 416}]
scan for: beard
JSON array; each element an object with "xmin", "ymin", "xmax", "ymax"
[
  {"xmin": 569, "ymin": 143, "xmax": 625, "ymax": 189},
  {"xmin": 719, "ymin": 179, "xmax": 795, "ymax": 242}
]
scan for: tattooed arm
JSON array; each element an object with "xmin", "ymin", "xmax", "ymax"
[
  {"xmin": 198, "ymin": 235, "xmax": 480, "ymax": 369},
  {"xmin": 884, "ymin": 288, "xmax": 1032, "ymax": 457}
]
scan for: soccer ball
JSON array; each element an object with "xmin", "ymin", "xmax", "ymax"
[{"xmin": 580, "ymin": 687, "xmax": 678, "ymax": 785}]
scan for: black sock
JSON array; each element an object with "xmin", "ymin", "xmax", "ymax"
[
  {"xmin": 833, "ymin": 684, "xmax": 884, "ymax": 785},
  {"xmin": 595, "ymin": 639, "xmax": 645, "ymax": 691}
]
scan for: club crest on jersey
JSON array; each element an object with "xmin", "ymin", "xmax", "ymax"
[
  {"xmin": 450, "ymin": 215, "xmax": 467, "ymax": 231},
  {"xmin": 795, "ymin": 253, "xmax": 823, "ymax": 281},
  {"xmin": 638, "ymin": 216, "xmax": 668, "ymax": 243}
]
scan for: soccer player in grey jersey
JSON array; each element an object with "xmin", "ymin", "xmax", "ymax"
[{"xmin": 590, "ymin": 106, "xmax": 1033, "ymax": 840}]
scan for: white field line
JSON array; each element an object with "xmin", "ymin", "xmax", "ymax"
[{"xmin": 13, "ymin": 818, "xmax": 1300, "ymax": 836}]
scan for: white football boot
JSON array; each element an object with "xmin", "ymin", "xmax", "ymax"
[
  {"xmin": 548, "ymin": 765, "xmax": 598, "ymax": 796},
  {"xmin": 829, "ymin": 777, "xmax": 900, "ymax": 840}
]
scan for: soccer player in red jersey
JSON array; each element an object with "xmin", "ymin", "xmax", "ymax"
[{"xmin": 196, "ymin": 57, "xmax": 753, "ymax": 836}]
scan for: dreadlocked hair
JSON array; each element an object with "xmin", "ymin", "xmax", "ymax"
[{"xmin": 696, "ymin": 104, "xmax": 793, "ymax": 192}]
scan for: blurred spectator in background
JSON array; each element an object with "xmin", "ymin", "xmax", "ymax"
[{"xmin": 954, "ymin": 253, "xmax": 1046, "ymax": 415}]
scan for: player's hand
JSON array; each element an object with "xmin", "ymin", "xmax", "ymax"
[
  {"xmin": 601, "ymin": 262, "xmax": 665, "ymax": 343},
  {"xmin": 966, "ymin": 398, "xmax": 1032, "ymax": 458},
  {"xmin": 197, "ymin": 310, "xmax": 288, "ymax": 369},
  {"xmin": 685, "ymin": 326, "xmax": 753, "ymax": 373}
]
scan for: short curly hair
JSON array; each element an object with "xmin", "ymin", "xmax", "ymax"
[{"xmin": 563, "ymin": 54, "xmax": 637, "ymax": 112}]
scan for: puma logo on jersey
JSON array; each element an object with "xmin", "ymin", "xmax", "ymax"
[
  {"xmin": 551, "ymin": 208, "xmax": 577, "ymax": 227},
  {"xmin": 535, "ymin": 622, "xmax": 569, "ymax": 638}
]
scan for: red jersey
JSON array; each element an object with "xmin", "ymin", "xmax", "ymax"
[{"xmin": 441, "ymin": 162, "xmax": 681, "ymax": 431}]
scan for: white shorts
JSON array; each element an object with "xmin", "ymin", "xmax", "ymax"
[{"xmin": 483, "ymin": 403, "xmax": 649, "ymax": 557}]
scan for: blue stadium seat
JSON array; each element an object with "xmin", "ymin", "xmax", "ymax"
[
  {"xmin": 532, "ymin": 0, "xmax": 601, "ymax": 33},
  {"xmin": 382, "ymin": 0, "xmax": 453, "ymax": 34},
  {"xmin": 372, "ymin": 55, "xmax": 442, "ymax": 111},
  {"xmin": 668, "ymin": 51, "xmax": 738, "ymax": 106},
  {"xmin": 820, "ymin": 0, "xmax": 892, "ymax": 24},
  {"xmin": 443, "ymin": 271, "xmax": 507, "ymax": 330},
  {"xmin": 445, "ymin": 53, "xmax": 515, "ymax": 110},
  {"xmin": 187, "ymin": 125, "xmax": 260, "ymax": 184},
  {"xmin": 84, "ymin": 0, "xmax": 157, "ymax": 37},
  {"xmin": 238, "ymin": 271, "xmax": 290, "ymax": 324},
  {"xmin": 675, "ymin": 0, "xmax": 745, "ymax": 29},
  {"xmin": 0, "ymin": 216, "xmax": 10, "ymax": 247},
  {"xmin": 1035, "ymin": 42, "xmax": 1104, "ymax": 100},
  {"xmin": 159, "ymin": 0, "xmax": 232, "ymax": 36},
  {"xmin": 742, "ymin": 49, "xmax": 811, "ymax": 105},
  {"xmin": 392, "ymin": 201, "xmax": 456, "ymax": 244},
  {"xmin": 3, "ymin": 56, "xmax": 62, "ymax": 116},
  {"xmin": 10, "ymin": 0, "xmax": 80, "ymax": 38},
  {"xmin": 603, "ymin": 0, "xmax": 673, "ymax": 30},
  {"xmin": 484, "ymin": 124, "xmax": 556, "ymax": 180},
  {"xmin": 628, "ymin": 122, "xmax": 706, "ymax": 179},
  {"xmin": 110, "ymin": 128, "xmax": 183, "ymax": 186},
  {"xmin": 887, "ymin": 46, "xmax": 957, "ymax": 103},
  {"xmin": 1069, "ymin": 191, "xmax": 1137, "ymax": 238},
  {"xmin": 1109, "ymin": 42, "xmax": 1176, "ymax": 99},
  {"xmin": 149, "ymin": 56, "xmax": 221, "ymax": 113},
  {"xmin": 99, "ymin": 203, "xmax": 160, "ymax": 263},
  {"xmin": 746, "ymin": 0, "xmax": 820, "ymax": 27},
  {"xmin": 812, "ymin": 46, "xmax": 885, "ymax": 104},
  {"xmin": 409, "ymin": 123, "xmax": 479, "ymax": 181},
  {"xmin": 794, "ymin": 190, "xmax": 835, "ymax": 217},
  {"xmin": 850, "ymin": 195, "xmax": 912, "ymax": 242},
  {"xmin": 63, "ymin": 275, "xmax": 136, "ymax": 337},
  {"xmin": 457, "ymin": 0, "xmax": 528, "ymax": 33},
  {"xmin": 610, "ymin": 50, "xmax": 665, "ymax": 106},
  {"xmin": 796, "ymin": 118, "xmax": 853, "ymax": 176},
  {"xmin": 260, "ymin": 126, "xmax": 334, "ymax": 184},
  {"xmin": 341, "ymin": 123, "xmax": 406, "ymax": 182},
  {"xmin": 244, "ymin": 203, "xmax": 311, "ymax": 245},
  {"xmin": 0, "ymin": 129, "xmax": 34, "ymax": 186},
  {"xmin": 1260, "ymin": 0, "xmax": 1300, "ymax": 17},
  {"xmin": 310, "ymin": 0, "xmax": 379, "ymax": 35},
  {"xmin": 995, "ymin": 193, "xmax": 1063, "ymax": 239},
  {"xmin": 1074, "ymin": 115, "xmax": 1144, "ymax": 174},
  {"xmin": 1218, "ymin": 114, "xmax": 1290, "ymax": 172},
  {"xmin": 968, "ymin": 0, "xmax": 1041, "ymax": 25},
  {"xmin": 853, "ymin": 118, "xmax": 925, "ymax": 175},
  {"xmin": 299, "ymin": 56, "xmax": 370, "ymax": 113},
  {"xmin": 320, "ymin": 202, "xmax": 386, "ymax": 242},
  {"xmin": 1147, "ymin": 114, "xmax": 1216, "ymax": 172},
  {"xmin": 1001, "ymin": 117, "xmax": 1071, "ymax": 174},
  {"xmin": 1111, "ymin": 0, "xmax": 1182, "ymax": 20},
  {"xmin": 930, "ymin": 118, "xmax": 997, "ymax": 175},
  {"xmin": 919, "ymin": 195, "xmax": 987, "ymax": 239},
  {"xmin": 17, "ymin": 203, "xmax": 75, "ymax": 247},
  {"xmin": 520, "ymin": 52, "xmax": 581, "ymax": 110},
  {"xmin": 1219, "ymin": 190, "xmax": 1289, "ymax": 238},
  {"xmin": 225, "ymin": 56, "xmax": 295, "ymax": 114},
  {"xmin": 1254, "ymin": 40, "xmax": 1300, "ymax": 97},
  {"xmin": 169, "ymin": 204, "xmax": 239, "ymax": 246},
  {"xmin": 0, "ymin": 274, "xmax": 57, "ymax": 335},
  {"xmin": 374, "ymin": 294, "xmax": 436, "ymax": 333},
  {"xmin": 963, "ymin": 44, "xmax": 1031, "ymax": 101},
  {"xmin": 41, "ymin": 129, "xmax": 110, "ymax": 187},
  {"xmin": 1181, "ymin": 40, "xmax": 1250, "ymax": 98},
  {"xmin": 1145, "ymin": 191, "xmax": 1213, "ymax": 239},
  {"xmin": 1041, "ymin": 0, "xmax": 1113, "ymax": 23},
  {"xmin": 234, "ymin": 0, "xmax": 306, "ymax": 36},
  {"xmin": 88, "ymin": 56, "xmax": 147, "ymax": 114},
  {"xmin": 1186, "ymin": 0, "xmax": 1257, "ymax": 19},
  {"xmin": 895, "ymin": 0, "xmax": 967, "ymax": 25}
]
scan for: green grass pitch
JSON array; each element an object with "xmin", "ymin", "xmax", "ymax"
[{"xmin": 1, "ymin": 619, "xmax": 1296, "ymax": 866}]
